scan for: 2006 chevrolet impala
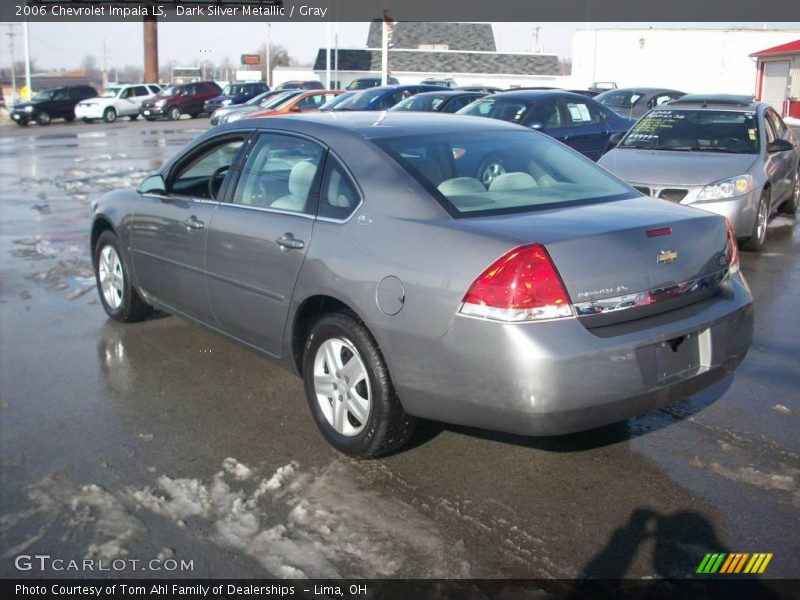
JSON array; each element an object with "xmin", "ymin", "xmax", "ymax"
[{"xmin": 90, "ymin": 113, "xmax": 753, "ymax": 457}]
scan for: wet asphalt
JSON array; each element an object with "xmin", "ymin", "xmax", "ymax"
[{"xmin": 0, "ymin": 117, "xmax": 798, "ymax": 581}]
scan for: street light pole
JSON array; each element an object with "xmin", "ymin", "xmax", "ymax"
[
  {"xmin": 266, "ymin": 23, "xmax": 271, "ymax": 86},
  {"xmin": 22, "ymin": 20, "xmax": 31, "ymax": 99},
  {"xmin": 5, "ymin": 24, "xmax": 16, "ymax": 103}
]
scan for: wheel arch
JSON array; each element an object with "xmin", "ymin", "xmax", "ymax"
[
  {"xmin": 289, "ymin": 294, "xmax": 368, "ymax": 375},
  {"xmin": 90, "ymin": 216, "xmax": 116, "ymax": 256}
]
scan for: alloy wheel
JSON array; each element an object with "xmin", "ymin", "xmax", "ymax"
[
  {"xmin": 98, "ymin": 245, "xmax": 124, "ymax": 310},
  {"xmin": 756, "ymin": 197, "xmax": 768, "ymax": 244},
  {"xmin": 313, "ymin": 337, "xmax": 371, "ymax": 436}
]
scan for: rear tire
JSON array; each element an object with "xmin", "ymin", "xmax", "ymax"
[
  {"xmin": 129, "ymin": 114, "xmax": 139, "ymax": 121},
  {"xmin": 168, "ymin": 106, "xmax": 181, "ymax": 121},
  {"xmin": 103, "ymin": 107, "xmax": 117, "ymax": 123},
  {"xmin": 302, "ymin": 311, "xmax": 417, "ymax": 458},
  {"xmin": 741, "ymin": 189, "xmax": 769, "ymax": 252},
  {"xmin": 64, "ymin": 114, "xmax": 75, "ymax": 122},
  {"xmin": 93, "ymin": 231, "xmax": 150, "ymax": 323},
  {"xmin": 782, "ymin": 168, "xmax": 799, "ymax": 214}
]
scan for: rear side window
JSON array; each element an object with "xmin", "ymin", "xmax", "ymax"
[
  {"xmin": 373, "ymin": 130, "xmax": 633, "ymax": 217},
  {"xmin": 563, "ymin": 100, "xmax": 604, "ymax": 126},
  {"xmin": 133, "ymin": 86, "xmax": 149, "ymax": 97},
  {"xmin": 231, "ymin": 133, "xmax": 324, "ymax": 215},
  {"xmin": 318, "ymin": 158, "xmax": 361, "ymax": 220}
]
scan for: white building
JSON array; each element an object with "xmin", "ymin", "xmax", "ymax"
[{"xmin": 572, "ymin": 28, "xmax": 800, "ymax": 96}]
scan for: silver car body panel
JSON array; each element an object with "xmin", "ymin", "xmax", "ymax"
[{"xmin": 91, "ymin": 113, "xmax": 754, "ymax": 437}]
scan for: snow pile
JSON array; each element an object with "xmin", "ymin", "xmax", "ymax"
[{"xmin": 129, "ymin": 459, "xmax": 471, "ymax": 578}]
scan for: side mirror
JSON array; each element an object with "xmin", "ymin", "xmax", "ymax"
[
  {"xmin": 529, "ymin": 121, "xmax": 544, "ymax": 130},
  {"xmin": 138, "ymin": 174, "xmax": 166, "ymax": 195},
  {"xmin": 767, "ymin": 138, "xmax": 794, "ymax": 153},
  {"xmin": 608, "ymin": 132, "xmax": 624, "ymax": 146}
]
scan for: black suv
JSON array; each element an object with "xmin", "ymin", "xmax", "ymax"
[{"xmin": 11, "ymin": 85, "xmax": 98, "ymax": 126}]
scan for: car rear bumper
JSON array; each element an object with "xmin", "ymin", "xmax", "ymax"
[{"xmin": 385, "ymin": 273, "xmax": 753, "ymax": 436}]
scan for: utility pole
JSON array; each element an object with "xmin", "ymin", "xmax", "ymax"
[
  {"xmin": 22, "ymin": 20, "xmax": 31, "ymax": 99},
  {"xmin": 325, "ymin": 22, "xmax": 331, "ymax": 89},
  {"xmin": 5, "ymin": 24, "xmax": 17, "ymax": 104},
  {"xmin": 265, "ymin": 23, "xmax": 271, "ymax": 86},
  {"xmin": 102, "ymin": 38, "xmax": 108, "ymax": 88},
  {"xmin": 533, "ymin": 27, "xmax": 541, "ymax": 53}
]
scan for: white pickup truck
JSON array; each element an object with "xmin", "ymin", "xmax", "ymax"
[{"xmin": 75, "ymin": 83, "xmax": 162, "ymax": 123}]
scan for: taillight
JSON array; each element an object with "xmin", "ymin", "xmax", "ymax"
[
  {"xmin": 460, "ymin": 244, "xmax": 574, "ymax": 322},
  {"xmin": 724, "ymin": 218, "xmax": 739, "ymax": 276}
]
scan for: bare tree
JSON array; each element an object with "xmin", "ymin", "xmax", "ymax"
[
  {"xmin": 253, "ymin": 42, "xmax": 291, "ymax": 83},
  {"xmin": 118, "ymin": 65, "xmax": 144, "ymax": 83}
]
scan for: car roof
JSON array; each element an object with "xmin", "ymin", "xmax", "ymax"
[
  {"xmin": 483, "ymin": 89, "xmax": 593, "ymax": 101},
  {"xmin": 222, "ymin": 111, "xmax": 524, "ymax": 140},
  {"xmin": 404, "ymin": 90, "xmax": 483, "ymax": 98},
  {"xmin": 668, "ymin": 94, "xmax": 758, "ymax": 110}
]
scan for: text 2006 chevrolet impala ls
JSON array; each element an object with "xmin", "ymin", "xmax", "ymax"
[{"xmin": 90, "ymin": 113, "xmax": 753, "ymax": 457}]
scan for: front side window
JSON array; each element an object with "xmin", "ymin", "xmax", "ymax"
[
  {"xmin": 620, "ymin": 109, "xmax": 760, "ymax": 154},
  {"xmin": 101, "ymin": 87, "xmax": 122, "ymax": 98},
  {"xmin": 374, "ymin": 130, "xmax": 633, "ymax": 217},
  {"xmin": 232, "ymin": 134, "xmax": 324, "ymax": 214},
  {"xmin": 170, "ymin": 137, "xmax": 246, "ymax": 199},
  {"xmin": 562, "ymin": 100, "xmax": 603, "ymax": 126},
  {"xmin": 596, "ymin": 90, "xmax": 643, "ymax": 108}
]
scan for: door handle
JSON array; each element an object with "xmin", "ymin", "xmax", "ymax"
[
  {"xmin": 276, "ymin": 234, "xmax": 305, "ymax": 251},
  {"xmin": 184, "ymin": 217, "xmax": 204, "ymax": 231}
]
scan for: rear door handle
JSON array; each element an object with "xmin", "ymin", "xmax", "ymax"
[
  {"xmin": 276, "ymin": 234, "xmax": 305, "ymax": 251},
  {"xmin": 184, "ymin": 216, "xmax": 204, "ymax": 231}
]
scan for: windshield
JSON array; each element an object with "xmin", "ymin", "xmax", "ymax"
[
  {"xmin": 392, "ymin": 94, "xmax": 448, "ymax": 112},
  {"xmin": 334, "ymin": 88, "xmax": 390, "ymax": 110},
  {"xmin": 456, "ymin": 97, "xmax": 533, "ymax": 124},
  {"xmin": 100, "ymin": 87, "xmax": 122, "ymax": 98},
  {"xmin": 595, "ymin": 89, "xmax": 644, "ymax": 108},
  {"xmin": 31, "ymin": 89, "xmax": 56, "ymax": 102},
  {"xmin": 222, "ymin": 84, "xmax": 250, "ymax": 96},
  {"xmin": 156, "ymin": 86, "xmax": 179, "ymax": 97},
  {"xmin": 373, "ymin": 130, "xmax": 633, "ymax": 217},
  {"xmin": 620, "ymin": 109, "xmax": 760, "ymax": 154},
  {"xmin": 260, "ymin": 91, "xmax": 302, "ymax": 109},
  {"xmin": 319, "ymin": 92, "xmax": 356, "ymax": 111},
  {"xmin": 245, "ymin": 91, "xmax": 271, "ymax": 106}
]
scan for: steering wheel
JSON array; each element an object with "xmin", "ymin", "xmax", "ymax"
[{"xmin": 208, "ymin": 165, "xmax": 230, "ymax": 199}]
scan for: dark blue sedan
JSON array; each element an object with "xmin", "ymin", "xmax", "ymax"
[
  {"xmin": 330, "ymin": 84, "xmax": 449, "ymax": 112},
  {"xmin": 457, "ymin": 90, "xmax": 634, "ymax": 164},
  {"xmin": 204, "ymin": 82, "xmax": 269, "ymax": 114}
]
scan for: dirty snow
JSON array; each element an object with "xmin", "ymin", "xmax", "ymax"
[
  {"xmin": 0, "ymin": 475, "xmax": 144, "ymax": 560},
  {"xmin": 129, "ymin": 458, "xmax": 471, "ymax": 578}
]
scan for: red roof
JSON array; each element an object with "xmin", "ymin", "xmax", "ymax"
[{"xmin": 750, "ymin": 39, "xmax": 800, "ymax": 57}]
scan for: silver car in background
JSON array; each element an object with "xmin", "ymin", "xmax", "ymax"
[
  {"xmin": 90, "ymin": 113, "xmax": 753, "ymax": 458},
  {"xmin": 599, "ymin": 95, "xmax": 800, "ymax": 251}
]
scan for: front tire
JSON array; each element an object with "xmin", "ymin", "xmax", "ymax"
[
  {"xmin": 103, "ymin": 107, "xmax": 117, "ymax": 123},
  {"xmin": 302, "ymin": 312, "xmax": 416, "ymax": 458},
  {"xmin": 93, "ymin": 231, "xmax": 150, "ymax": 322},
  {"xmin": 782, "ymin": 168, "xmax": 799, "ymax": 214},
  {"xmin": 741, "ymin": 189, "xmax": 769, "ymax": 252},
  {"xmin": 168, "ymin": 106, "xmax": 181, "ymax": 121},
  {"xmin": 36, "ymin": 111, "xmax": 51, "ymax": 126},
  {"xmin": 129, "ymin": 114, "xmax": 139, "ymax": 121}
]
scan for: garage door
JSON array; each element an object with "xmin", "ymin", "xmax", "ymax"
[{"xmin": 762, "ymin": 60, "xmax": 790, "ymax": 113}]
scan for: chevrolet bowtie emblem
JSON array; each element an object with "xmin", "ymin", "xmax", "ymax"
[{"xmin": 658, "ymin": 250, "xmax": 678, "ymax": 264}]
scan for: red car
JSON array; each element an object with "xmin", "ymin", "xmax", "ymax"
[
  {"xmin": 139, "ymin": 81, "xmax": 222, "ymax": 121},
  {"xmin": 249, "ymin": 90, "xmax": 343, "ymax": 118}
]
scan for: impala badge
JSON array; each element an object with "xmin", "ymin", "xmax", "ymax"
[{"xmin": 658, "ymin": 250, "xmax": 678, "ymax": 264}]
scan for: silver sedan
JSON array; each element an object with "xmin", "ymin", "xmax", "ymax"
[
  {"xmin": 599, "ymin": 94, "xmax": 800, "ymax": 251},
  {"xmin": 90, "ymin": 113, "xmax": 753, "ymax": 457}
]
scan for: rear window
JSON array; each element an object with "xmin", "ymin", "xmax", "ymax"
[
  {"xmin": 457, "ymin": 97, "xmax": 533, "ymax": 124},
  {"xmin": 620, "ymin": 109, "xmax": 760, "ymax": 154},
  {"xmin": 373, "ymin": 130, "xmax": 634, "ymax": 217}
]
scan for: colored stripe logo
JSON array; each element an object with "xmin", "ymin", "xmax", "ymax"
[{"xmin": 696, "ymin": 552, "xmax": 773, "ymax": 574}]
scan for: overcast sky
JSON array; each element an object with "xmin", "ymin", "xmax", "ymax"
[{"xmin": 3, "ymin": 21, "xmax": 798, "ymax": 71}]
